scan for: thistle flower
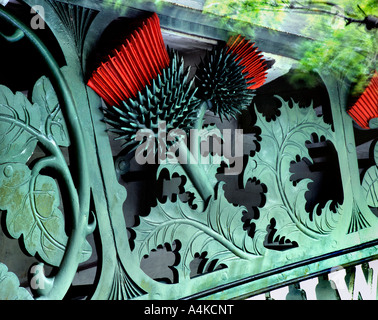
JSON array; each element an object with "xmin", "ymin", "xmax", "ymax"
[
  {"xmin": 87, "ymin": 13, "xmax": 170, "ymax": 107},
  {"xmin": 195, "ymin": 35, "xmax": 268, "ymax": 121},
  {"xmin": 347, "ymin": 71, "xmax": 378, "ymax": 129},
  {"xmin": 102, "ymin": 49, "xmax": 201, "ymax": 154},
  {"xmin": 226, "ymin": 35, "xmax": 268, "ymax": 90},
  {"xmin": 87, "ymin": 13, "xmax": 200, "ymax": 153}
]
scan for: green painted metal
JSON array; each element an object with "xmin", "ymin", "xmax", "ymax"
[
  {"xmin": 0, "ymin": 263, "xmax": 33, "ymax": 300},
  {"xmin": 0, "ymin": 0, "xmax": 377, "ymax": 300},
  {"xmin": 0, "ymin": 4, "xmax": 94, "ymax": 299}
]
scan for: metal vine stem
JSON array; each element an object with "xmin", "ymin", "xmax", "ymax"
[{"xmin": 0, "ymin": 6, "xmax": 93, "ymax": 300}]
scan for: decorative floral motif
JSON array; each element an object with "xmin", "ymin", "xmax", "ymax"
[
  {"xmin": 250, "ymin": 96, "xmax": 342, "ymax": 239},
  {"xmin": 134, "ymin": 183, "xmax": 264, "ymax": 281},
  {"xmin": 0, "ymin": 82, "xmax": 91, "ymax": 267},
  {"xmin": 0, "ymin": 263, "xmax": 33, "ymax": 300}
]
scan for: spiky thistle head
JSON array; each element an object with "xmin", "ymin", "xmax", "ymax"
[
  {"xmin": 87, "ymin": 13, "xmax": 201, "ymax": 155},
  {"xmin": 102, "ymin": 49, "xmax": 201, "ymax": 154},
  {"xmin": 195, "ymin": 35, "xmax": 268, "ymax": 121}
]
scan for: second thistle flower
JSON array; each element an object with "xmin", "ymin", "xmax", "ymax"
[{"xmin": 195, "ymin": 35, "xmax": 268, "ymax": 121}]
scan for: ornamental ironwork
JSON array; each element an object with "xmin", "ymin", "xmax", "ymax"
[{"xmin": 0, "ymin": 0, "xmax": 377, "ymax": 300}]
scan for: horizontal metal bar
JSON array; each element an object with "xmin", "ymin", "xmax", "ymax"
[{"xmin": 182, "ymin": 238, "xmax": 378, "ymax": 300}]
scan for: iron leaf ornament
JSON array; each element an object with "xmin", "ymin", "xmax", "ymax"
[
  {"xmin": 0, "ymin": 83, "xmax": 92, "ymax": 267},
  {"xmin": 133, "ymin": 183, "xmax": 265, "ymax": 281},
  {"xmin": 249, "ymin": 97, "xmax": 342, "ymax": 239},
  {"xmin": 0, "ymin": 263, "xmax": 33, "ymax": 300}
]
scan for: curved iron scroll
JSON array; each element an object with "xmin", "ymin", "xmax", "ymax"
[{"xmin": 0, "ymin": 5, "xmax": 93, "ymax": 300}]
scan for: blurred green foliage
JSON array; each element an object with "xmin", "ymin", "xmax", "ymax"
[
  {"xmin": 99, "ymin": 0, "xmax": 376, "ymax": 95},
  {"xmin": 203, "ymin": 0, "xmax": 377, "ymax": 96}
]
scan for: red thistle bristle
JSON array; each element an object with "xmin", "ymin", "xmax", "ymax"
[
  {"xmin": 87, "ymin": 13, "xmax": 170, "ymax": 106},
  {"xmin": 347, "ymin": 71, "xmax": 378, "ymax": 129},
  {"xmin": 226, "ymin": 34, "xmax": 268, "ymax": 90}
]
